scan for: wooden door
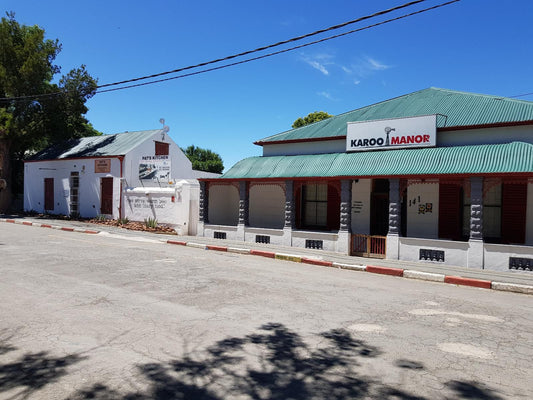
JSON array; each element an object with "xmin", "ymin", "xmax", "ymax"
[
  {"xmin": 100, "ymin": 177, "xmax": 113, "ymax": 215},
  {"xmin": 44, "ymin": 178, "xmax": 54, "ymax": 211}
]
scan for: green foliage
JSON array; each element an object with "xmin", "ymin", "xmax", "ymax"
[
  {"xmin": 95, "ymin": 214, "xmax": 108, "ymax": 221},
  {"xmin": 292, "ymin": 111, "xmax": 333, "ymax": 129},
  {"xmin": 182, "ymin": 145, "xmax": 224, "ymax": 174},
  {"xmin": 117, "ymin": 217, "xmax": 129, "ymax": 225},
  {"xmin": 144, "ymin": 217, "xmax": 158, "ymax": 229},
  {"xmin": 0, "ymin": 12, "xmax": 100, "ymax": 198}
]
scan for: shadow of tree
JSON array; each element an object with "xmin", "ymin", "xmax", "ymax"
[
  {"xmin": 445, "ymin": 380, "xmax": 505, "ymax": 400},
  {"xmin": 0, "ymin": 332, "xmax": 85, "ymax": 399},
  {"xmin": 68, "ymin": 323, "xmax": 425, "ymax": 400}
]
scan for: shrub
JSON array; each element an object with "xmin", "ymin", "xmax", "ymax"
[{"xmin": 144, "ymin": 217, "xmax": 158, "ymax": 229}]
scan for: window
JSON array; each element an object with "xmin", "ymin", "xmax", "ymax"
[
  {"xmin": 302, "ymin": 183, "xmax": 328, "ymax": 228},
  {"xmin": 155, "ymin": 141, "xmax": 169, "ymax": 156}
]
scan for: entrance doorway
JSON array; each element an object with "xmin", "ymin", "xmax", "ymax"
[
  {"xmin": 44, "ymin": 178, "xmax": 54, "ymax": 211},
  {"xmin": 370, "ymin": 179, "xmax": 389, "ymax": 236},
  {"xmin": 100, "ymin": 177, "xmax": 113, "ymax": 215}
]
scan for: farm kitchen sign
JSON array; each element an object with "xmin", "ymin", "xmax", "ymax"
[{"xmin": 346, "ymin": 115, "xmax": 437, "ymax": 152}]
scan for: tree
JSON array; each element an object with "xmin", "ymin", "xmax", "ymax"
[
  {"xmin": 182, "ymin": 145, "xmax": 224, "ymax": 174},
  {"xmin": 292, "ymin": 111, "xmax": 333, "ymax": 129},
  {"xmin": 0, "ymin": 12, "xmax": 100, "ymax": 211}
]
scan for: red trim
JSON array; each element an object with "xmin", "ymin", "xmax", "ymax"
[
  {"xmin": 301, "ymin": 258, "xmax": 333, "ymax": 267},
  {"xmin": 6, "ymin": 219, "xmax": 15, "ymax": 223},
  {"xmin": 253, "ymin": 121, "xmax": 533, "ymax": 146},
  {"xmin": 199, "ymin": 172, "xmax": 533, "ymax": 184},
  {"xmin": 84, "ymin": 230, "xmax": 99, "ymax": 234},
  {"xmin": 41, "ymin": 224, "xmax": 52, "ymax": 228},
  {"xmin": 250, "ymin": 249, "xmax": 276, "ymax": 258},
  {"xmin": 23, "ymin": 221, "xmax": 33, "ymax": 226},
  {"xmin": 24, "ymin": 155, "xmax": 123, "ymax": 163},
  {"xmin": 366, "ymin": 265, "xmax": 404, "ymax": 276},
  {"xmin": 207, "ymin": 245, "xmax": 228, "ymax": 252},
  {"xmin": 61, "ymin": 227, "xmax": 74, "ymax": 232},
  {"xmin": 254, "ymin": 135, "xmax": 345, "ymax": 146},
  {"xmin": 444, "ymin": 276, "xmax": 491, "ymax": 289},
  {"xmin": 168, "ymin": 240, "xmax": 187, "ymax": 246}
]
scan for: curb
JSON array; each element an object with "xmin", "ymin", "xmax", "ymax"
[{"xmin": 2, "ymin": 218, "xmax": 532, "ymax": 295}]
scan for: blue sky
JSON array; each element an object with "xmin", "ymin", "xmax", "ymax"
[{"xmin": 4, "ymin": 0, "xmax": 533, "ymax": 170}]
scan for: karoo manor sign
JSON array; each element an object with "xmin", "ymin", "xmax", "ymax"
[{"xmin": 346, "ymin": 115, "xmax": 437, "ymax": 152}]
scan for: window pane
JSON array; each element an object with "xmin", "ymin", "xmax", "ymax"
[
  {"xmin": 304, "ymin": 202, "xmax": 317, "ymax": 226},
  {"xmin": 316, "ymin": 202, "xmax": 327, "ymax": 226},
  {"xmin": 316, "ymin": 184, "xmax": 328, "ymax": 201},
  {"xmin": 305, "ymin": 184, "xmax": 316, "ymax": 201}
]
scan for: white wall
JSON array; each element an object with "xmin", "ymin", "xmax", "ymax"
[
  {"xmin": 399, "ymin": 237, "xmax": 469, "ymax": 267},
  {"xmin": 484, "ymin": 243, "xmax": 533, "ymax": 272},
  {"xmin": 438, "ymin": 125, "xmax": 533, "ymax": 147},
  {"xmin": 249, "ymin": 184, "xmax": 285, "ymax": 229},
  {"xmin": 351, "ymin": 179, "xmax": 371, "ymax": 234},
  {"xmin": 208, "ymin": 184, "xmax": 239, "ymax": 226},
  {"xmin": 262, "ymin": 139, "xmax": 346, "ymax": 156},
  {"xmin": 24, "ymin": 158, "xmax": 121, "ymax": 219},
  {"xmin": 406, "ymin": 182, "xmax": 439, "ymax": 239},
  {"xmin": 123, "ymin": 130, "xmax": 197, "ymax": 188}
]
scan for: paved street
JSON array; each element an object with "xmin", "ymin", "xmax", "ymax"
[{"xmin": 0, "ymin": 223, "xmax": 532, "ymax": 399}]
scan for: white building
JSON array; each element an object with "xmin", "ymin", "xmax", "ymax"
[
  {"xmin": 24, "ymin": 127, "xmax": 218, "ymax": 234},
  {"xmin": 198, "ymin": 88, "xmax": 533, "ymax": 271}
]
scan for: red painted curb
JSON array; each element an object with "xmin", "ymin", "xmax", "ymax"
[
  {"xmin": 207, "ymin": 245, "xmax": 228, "ymax": 252},
  {"xmin": 23, "ymin": 221, "xmax": 33, "ymax": 226},
  {"xmin": 444, "ymin": 275, "xmax": 491, "ymax": 289},
  {"xmin": 61, "ymin": 227, "xmax": 74, "ymax": 232},
  {"xmin": 366, "ymin": 265, "xmax": 404, "ymax": 277},
  {"xmin": 84, "ymin": 230, "xmax": 99, "ymax": 234},
  {"xmin": 301, "ymin": 257, "xmax": 333, "ymax": 267},
  {"xmin": 168, "ymin": 240, "xmax": 187, "ymax": 246},
  {"xmin": 41, "ymin": 224, "xmax": 52, "ymax": 228},
  {"xmin": 250, "ymin": 249, "xmax": 276, "ymax": 258},
  {"xmin": 6, "ymin": 219, "xmax": 15, "ymax": 223}
]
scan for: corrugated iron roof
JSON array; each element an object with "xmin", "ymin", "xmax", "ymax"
[
  {"xmin": 257, "ymin": 88, "xmax": 533, "ymax": 144},
  {"xmin": 220, "ymin": 142, "xmax": 533, "ymax": 179},
  {"xmin": 30, "ymin": 130, "xmax": 160, "ymax": 160}
]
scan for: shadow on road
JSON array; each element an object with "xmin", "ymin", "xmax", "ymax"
[{"xmin": 65, "ymin": 322, "xmax": 505, "ymax": 400}]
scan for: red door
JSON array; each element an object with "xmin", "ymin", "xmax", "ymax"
[
  {"xmin": 44, "ymin": 178, "xmax": 54, "ymax": 211},
  {"xmin": 100, "ymin": 178, "xmax": 113, "ymax": 215}
]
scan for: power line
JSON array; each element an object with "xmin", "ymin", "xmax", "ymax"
[
  {"xmin": 96, "ymin": 0, "xmax": 460, "ymax": 94},
  {"xmin": 0, "ymin": 0, "xmax": 458, "ymax": 102},
  {"xmin": 508, "ymin": 92, "xmax": 533, "ymax": 99},
  {"xmin": 97, "ymin": 0, "xmax": 431, "ymax": 89}
]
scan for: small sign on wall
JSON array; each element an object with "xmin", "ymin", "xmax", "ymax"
[{"xmin": 95, "ymin": 159, "xmax": 111, "ymax": 173}]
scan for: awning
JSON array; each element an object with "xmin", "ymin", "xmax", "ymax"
[{"xmin": 219, "ymin": 142, "xmax": 533, "ymax": 180}]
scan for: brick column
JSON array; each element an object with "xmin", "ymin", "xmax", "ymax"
[
  {"xmin": 337, "ymin": 179, "xmax": 352, "ymax": 254},
  {"xmin": 468, "ymin": 177, "xmax": 484, "ymax": 269},
  {"xmin": 198, "ymin": 181, "xmax": 208, "ymax": 236},
  {"xmin": 386, "ymin": 178, "xmax": 401, "ymax": 259},
  {"xmin": 283, "ymin": 180, "xmax": 294, "ymax": 246}
]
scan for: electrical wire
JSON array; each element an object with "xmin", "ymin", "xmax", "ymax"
[
  {"xmin": 0, "ymin": 0, "xmax": 458, "ymax": 102},
  {"xmin": 96, "ymin": 0, "xmax": 460, "ymax": 94}
]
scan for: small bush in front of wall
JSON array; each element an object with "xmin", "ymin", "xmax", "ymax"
[
  {"xmin": 144, "ymin": 217, "xmax": 158, "ymax": 229},
  {"xmin": 117, "ymin": 217, "xmax": 130, "ymax": 225},
  {"xmin": 69, "ymin": 212, "xmax": 81, "ymax": 220},
  {"xmin": 95, "ymin": 214, "xmax": 108, "ymax": 221}
]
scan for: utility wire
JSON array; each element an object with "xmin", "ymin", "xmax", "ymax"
[
  {"xmin": 0, "ymin": 0, "xmax": 458, "ymax": 102},
  {"xmin": 96, "ymin": 0, "xmax": 460, "ymax": 94},
  {"xmin": 97, "ymin": 0, "xmax": 430, "ymax": 89}
]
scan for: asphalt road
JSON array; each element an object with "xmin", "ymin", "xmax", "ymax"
[{"xmin": 0, "ymin": 223, "xmax": 532, "ymax": 399}]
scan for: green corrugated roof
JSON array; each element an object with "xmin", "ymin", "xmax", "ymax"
[
  {"xmin": 220, "ymin": 142, "xmax": 533, "ymax": 179},
  {"xmin": 30, "ymin": 130, "xmax": 160, "ymax": 160},
  {"xmin": 257, "ymin": 88, "xmax": 533, "ymax": 144}
]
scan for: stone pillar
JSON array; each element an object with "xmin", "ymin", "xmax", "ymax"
[
  {"xmin": 468, "ymin": 177, "xmax": 484, "ymax": 269},
  {"xmin": 337, "ymin": 179, "xmax": 352, "ymax": 254},
  {"xmin": 236, "ymin": 181, "xmax": 248, "ymax": 240},
  {"xmin": 386, "ymin": 178, "xmax": 401, "ymax": 260},
  {"xmin": 283, "ymin": 180, "xmax": 294, "ymax": 246},
  {"xmin": 198, "ymin": 181, "xmax": 208, "ymax": 236}
]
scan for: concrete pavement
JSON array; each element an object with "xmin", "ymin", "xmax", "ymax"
[{"xmin": 1, "ymin": 214, "xmax": 532, "ymax": 294}]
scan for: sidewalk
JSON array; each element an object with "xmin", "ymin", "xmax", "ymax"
[{"xmin": 2, "ymin": 214, "xmax": 532, "ymax": 295}]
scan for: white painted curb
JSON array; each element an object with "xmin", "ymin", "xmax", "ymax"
[
  {"xmin": 333, "ymin": 262, "xmax": 366, "ymax": 271},
  {"xmin": 186, "ymin": 242, "xmax": 208, "ymax": 250},
  {"xmin": 404, "ymin": 270, "xmax": 445, "ymax": 282},
  {"xmin": 491, "ymin": 282, "xmax": 533, "ymax": 295},
  {"xmin": 227, "ymin": 247, "xmax": 251, "ymax": 254}
]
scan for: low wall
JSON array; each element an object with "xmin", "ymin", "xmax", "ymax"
[
  {"xmin": 484, "ymin": 243, "xmax": 533, "ymax": 272},
  {"xmin": 399, "ymin": 237, "xmax": 469, "ymax": 266}
]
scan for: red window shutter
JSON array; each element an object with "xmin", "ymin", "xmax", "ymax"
[
  {"xmin": 501, "ymin": 183, "xmax": 527, "ymax": 244},
  {"xmin": 439, "ymin": 184, "xmax": 462, "ymax": 240},
  {"xmin": 44, "ymin": 178, "xmax": 54, "ymax": 211},
  {"xmin": 327, "ymin": 185, "xmax": 340, "ymax": 231},
  {"xmin": 155, "ymin": 141, "xmax": 169, "ymax": 156}
]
